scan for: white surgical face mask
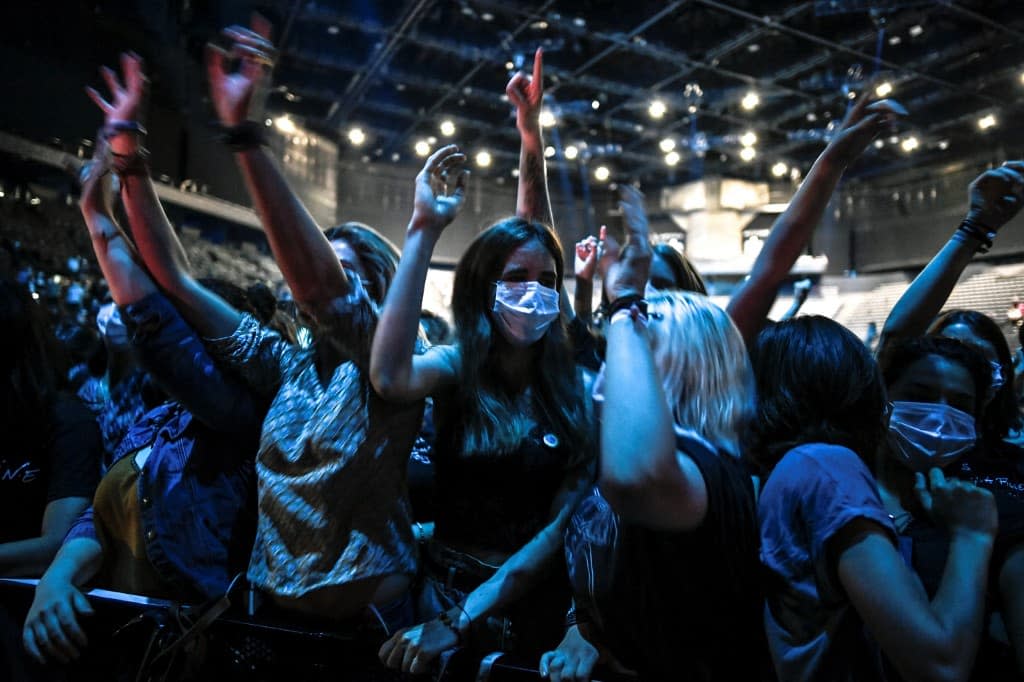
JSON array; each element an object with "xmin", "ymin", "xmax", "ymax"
[
  {"xmin": 887, "ymin": 400, "xmax": 977, "ymax": 472},
  {"xmin": 491, "ymin": 281, "xmax": 560, "ymax": 347}
]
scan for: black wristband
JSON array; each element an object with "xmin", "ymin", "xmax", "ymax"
[
  {"xmin": 956, "ymin": 217, "xmax": 996, "ymax": 253},
  {"xmin": 216, "ymin": 121, "xmax": 267, "ymax": 152},
  {"xmin": 606, "ymin": 293, "xmax": 647, "ymax": 319}
]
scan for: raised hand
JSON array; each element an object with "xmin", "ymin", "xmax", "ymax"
[
  {"xmin": 506, "ymin": 48, "xmax": 544, "ymax": 135},
  {"xmin": 600, "ymin": 185, "xmax": 652, "ymax": 303},
  {"xmin": 575, "ymin": 235, "xmax": 599, "ymax": 282},
  {"xmin": 86, "ymin": 52, "xmax": 147, "ymax": 126},
  {"xmin": 411, "ymin": 144, "xmax": 468, "ymax": 234},
  {"xmin": 825, "ymin": 85, "xmax": 907, "ymax": 168},
  {"xmin": 78, "ymin": 135, "xmax": 118, "ymax": 221},
  {"xmin": 965, "ymin": 161, "xmax": 1024, "ymax": 231},
  {"xmin": 206, "ymin": 14, "xmax": 276, "ymax": 127}
]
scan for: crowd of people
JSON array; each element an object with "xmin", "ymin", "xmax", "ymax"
[{"xmin": 2, "ymin": 16, "xmax": 1024, "ymax": 682}]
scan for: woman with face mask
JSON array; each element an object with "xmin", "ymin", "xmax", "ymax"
[
  {"xmin": 878, "ymin": 336, "xmax": 1024, "ymax": 677},
  {"xmin": 752, "ymin": 316, "xmax": 999, "ymax": 682},
  {"xmin": 371, "ymin": 50, "xmax": 594, "ymax": 675}
]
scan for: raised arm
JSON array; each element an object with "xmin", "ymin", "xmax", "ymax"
[
  {"xmin": 76, "ymin": 137, "xmax": 156, "ymax": 306},
  {"xmin": 86, "ymin": 53, "xmax": 240, "ymax": 338},
  {"xmin": 509, "ymin": 48, "xmax": 553, "ymax": 226},
  {"xmin": 837, "ymin": 469, "xmax": 996, "ymax": 682},
  {"xmin": 206, "ymin": 19, "xmax": 350, "ymax": 317},
  {"xmin": 879, "ymin": 163, "xmax": 1024, "ymax": 349},
  {"xmin": 573, "ymin": 234, "xmax": 599, "ymax": 325},
  {"xmin": 727, "ymin": 90, "xmax": 907, "ymax": 345},
  {"xmin": 598, "ymin": 186, "xmax": 708, "ymax": 530},
  {"xmin": 369, "ymin": 146, "xmax": 467, "ymax": 401}
]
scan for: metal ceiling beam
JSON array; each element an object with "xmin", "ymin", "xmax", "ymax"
[
  {"xmin": 565, "ymin": 1, "xmax": 689, "ymax": 77},
  {"xmin": 691, "ymin": 0, "xmax": 1003, "ymax": 106},
  {"xmin": 936, "ymin": 1, "xmax": 1024, "ymax": 43},
  {"xmin": 325, "ymin": 0, "xmax": 437, "ymax": 127}
]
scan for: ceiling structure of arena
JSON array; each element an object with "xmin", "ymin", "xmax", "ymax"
[{"xmin": 249, "ymin": 0, "xmax": 1024, "ymax": 186}]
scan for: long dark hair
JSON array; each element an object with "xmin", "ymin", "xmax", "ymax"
[
  {"xmin": 0, "ymin": 277, "xmax": 66, "ymax": 438},
  {"xmin": 450, "ymin": 217, "xmax": 590, "ymax": 466},
  {"xmin": 323, "ymin": 222, "xmax": 400, "ymax": 306},
  {"xmin": 749, "ymin": 316, "xmax": 887, "ymax": 475},
  {"xmin": 928, "ymin": 309, "xmax": 1022, "ymax": 441},
  {"xmin": 652, "ymin": 243, "xmax": 707, "ymax": 294}
]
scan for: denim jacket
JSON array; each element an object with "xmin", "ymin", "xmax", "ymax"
[{"xmin": 66, "ymin": 293, "xmax": 262, "ymax": 601}]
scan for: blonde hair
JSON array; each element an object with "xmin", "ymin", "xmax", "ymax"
[{"xmin": 646, "ymin": 291, "xmax": 754, "ymax": 458}]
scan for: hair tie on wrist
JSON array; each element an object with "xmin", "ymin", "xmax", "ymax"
[
  {"xmin": 216, "ymin": 121, "xmax": 267, "ymax": 151},
  {"xmin": 606, "ymin": 293, "xmax": 647, "ymax": 319},
  {"xmin": 436, "ymin": 610, "xmax": 463, "ymax": 646},
  {"xmin": 956, "ymin": 218, "xmax": 996, "ymax": 253},
  {"xmin": 102, "ymin": 120, "xmax": 147, "ymax": 140}
]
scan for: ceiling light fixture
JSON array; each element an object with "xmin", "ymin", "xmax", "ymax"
[
  {"xmin": 347, "ymin": 126, "xmax": 366, "ymax": 146},
  {"xmin": 741, "ymin": 91, "xmax": 760, "ymax": 111},
  {"xmin": 440, "ymin": 119, "xmax": 456, "ymax": 136},
  {"xmin": 648, "ymin": 99, "xmax": 667, "ymax": 119},
  {"xmin": 875, "ymin": 82, "xmax": 893, "ymax": 97},
  {"xmin": 594, "ymin": 165, "xmax": 611, "ymax": 182},
  {"xmin": 659, "ymin": 138, "xmax": 676, "ymax": 152},
  {"xmin": 475, "ymin": 150, "xmax": 492, "ymax": 167}
]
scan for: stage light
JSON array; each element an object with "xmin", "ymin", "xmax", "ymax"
[
  {"xmin": 565, "ymin": 145, "xmax": 579, "ymax": 160},
  {"xmin": 790, "ymin": 167, "xmax": 801, "ymax": 181},
  {"xmin": 908, "ymin": 24, "xmax": 924, "ymax": 37},
  {"xmin": 440, "ymin": 119, "xmax": 456, "ymax": 136},
  {"xmin": 740, "ymin": 146, "xmax": 756, "ymax": 162},
  {"xmin": 594, "ymin": 165, "xmax": 611, "ymax": 182},
  {"xmin": 938, "ymin": 140, "xmax": 950, "ymax": 150},
  {"xmin": 347, "ymin": 127, "xmax": 366, "ymax": 146},
  {"xmin": 665, "ymin": 151, "xmax": 681, "ymax": 166},
  {"xmin": 648, "ymin": 99, "xmax": 667, "ymax": 119},
  {"xmin": 275, "ymin": 116, "xmax": 298, "ymax": 134},
  {"xmin": 739, "ymin": 131, "xmax": 758, "ymax": 147},
  {"xmin": 544, "ymin": 146, "xmax": 556, "ymax": 158},
  {"xmin": 540, "ymin": 109, "xmax": 556, "ymax": 128},
  {"xmin": 475, "ymin": 150, "xmax": 492, "ymax": 167},
  {"xmin": 505, "ymin": 61, "xmax": 515, "ymax": 70},
  {"xmin": 875, "ymin": 82, "xmax": 893, "ymax": 97},
  {"xmin": 900, "ymin": 136, "xmax": 919, "ymax": 152},
  {"xmin": 741, "ymin": 91, "xmax": 760, "ymax": 111},
  {"xmin": 874, "ymin": 139, "xmax": 885, "ymax": 149},
  {"xmin": 659, "ymin": 138, "xmax": 676, "ymax": 152},
  {"xmin": 591, "ymin": 100, "xmax": 601, "ymax": 110},
  {"xmin": 771, "ymin": 162, "xmax": 788, "ymax": 177},
  {"xmin": 978, "ymin": 114, "xmax": 997, "ymax": 130},
  {"xmin": 414, "ymin": 140, "xmax": 431, "ymax": 157}
]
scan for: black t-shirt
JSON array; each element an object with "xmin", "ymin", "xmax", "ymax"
[
  {"xmin": 1, "ymin": 395, "xmax": 102, "ymax": 544},
  {"xmin": 565, "ymin": 434, "xmax": 765, "ymax": 680}
]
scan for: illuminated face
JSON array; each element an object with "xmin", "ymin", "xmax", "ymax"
[
  {"xmin": 887, "ymin": 353, "xmax": 978, "ymax": 418},
  {"xmin": 496, "ymin": 239, "xmax": 558, "ymax": 290}
]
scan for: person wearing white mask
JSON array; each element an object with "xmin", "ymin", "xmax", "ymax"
[
  {"xmin": 371, "ymin": 154, "xmax": 594, "ymax": 672},
  {"xmin": 878, "ymin": 336, "xmax": 1024, "ymax": 677}
]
